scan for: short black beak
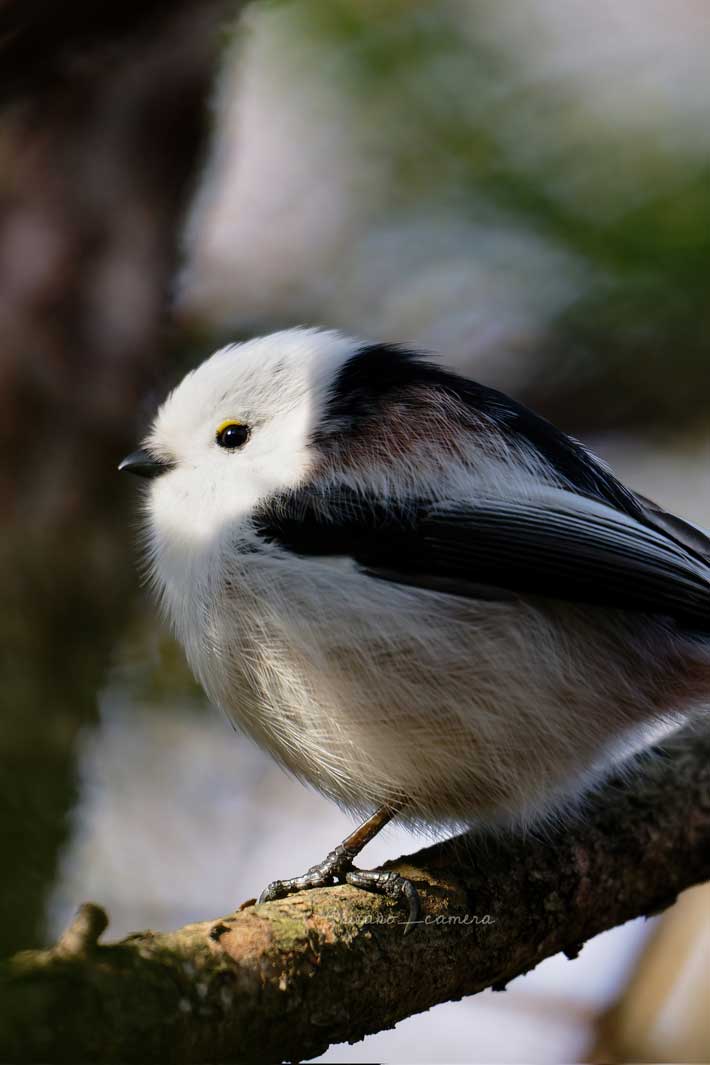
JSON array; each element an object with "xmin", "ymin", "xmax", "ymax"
[{"xmin": 118, "ymin": 449, "xmax": 172, "ymax": 479}]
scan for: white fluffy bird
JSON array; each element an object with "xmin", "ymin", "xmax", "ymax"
[{"xmin": 120, "ymin": 328, "xmax": 710, "ymax": 928}]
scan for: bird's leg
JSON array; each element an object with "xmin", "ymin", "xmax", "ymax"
[
  {"xmin": 258, "ymin": 805, "xmax": 396, "ymax": 897},
  {"xmin": 258, "ymin": 801, "xmax": 421, "ymax": 932}
]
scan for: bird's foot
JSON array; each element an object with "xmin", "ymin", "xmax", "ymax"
[
  {"xmin": 259, "ymin": 853, "xmax": 420, "ymax": 934},
  {"xmin": 258, "ymin": 841, "xmax": 357, "ymax": 901}
]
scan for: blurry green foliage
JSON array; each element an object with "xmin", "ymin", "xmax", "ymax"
[{"xmin": 286, "ymin": 0, "xmax": 710, "ymax": 428}]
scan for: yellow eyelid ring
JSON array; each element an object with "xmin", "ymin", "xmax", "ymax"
[
  {"xmin": 216, "ymin": 419, "xmax": 244, "ymax": 436},
  {"xmin": 215, "ymin": 420, "xmax": 251, "ymax": 450}
]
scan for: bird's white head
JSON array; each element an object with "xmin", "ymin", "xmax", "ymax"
[
  {"xmin": 134, "ymin": 327, "xmax": 358, "ymax": 548},
  {"xmin": 122, "ymin": 328, "xmax": 377, "ymax": 605}
]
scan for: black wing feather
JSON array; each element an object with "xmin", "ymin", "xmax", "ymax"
[
  {"xmin": 408, "ymin": 495, "xmax": 710, "ymax": 625},
  {"xmin": 256, "ymin": 485, "xmax": 710, "ymax": 628}
]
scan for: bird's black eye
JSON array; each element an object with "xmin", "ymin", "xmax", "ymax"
[{"xmin": 216, "ymin": 421, "xmax": 250, "ymax": 449}]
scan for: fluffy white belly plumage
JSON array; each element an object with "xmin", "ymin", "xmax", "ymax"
[{"xmin": 172, "ymin": 545, "xmax": 698, "ymax": 831}]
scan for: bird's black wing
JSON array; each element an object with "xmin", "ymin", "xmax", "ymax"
[
  {"xmin": 358, "ymin": 488, "xmax": 710, "ymax": 627},
  {"xmin": 256, "ymin": 483, "xmax": 710, "ymax": 627}
]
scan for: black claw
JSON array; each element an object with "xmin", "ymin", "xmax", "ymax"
[
  {"xmin": 257, "ymin": 881, "xmax": 285, "ymax": 904},
  {"xmin": 401, "ymin": 879, "xmax": 421, "ymax": 935}
]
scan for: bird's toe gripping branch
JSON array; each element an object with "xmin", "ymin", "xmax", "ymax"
[
  {"xmin": 257, "ymin": 802, "xmax": 420, "ymax": 933},
  {"xmin": 345, "ymin": 867, "xmax": 421, "ymax": 934},
  {"xmin": 259, "ymin": 854, "xmax": 420, "ymax": 934},
  {"xmin": 258, "ymin": 840, "xmax": 358, "ymax": 900}
]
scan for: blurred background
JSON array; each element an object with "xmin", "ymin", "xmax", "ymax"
[{"xmin": 1, "ymin": 1, "xmax": 709, "ymax": 1061}]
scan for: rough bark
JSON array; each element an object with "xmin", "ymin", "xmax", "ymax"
[{"xmin": 1, "ymin": 725, "xmax": 709, "ymax": 1064}]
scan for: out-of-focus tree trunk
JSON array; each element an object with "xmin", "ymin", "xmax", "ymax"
[
  {"xmin": 0, "ymin": 0, "xmax": 237, "ymax": 957},
  {"xmin": 0, "ymin": 1, "xmax": 236, "ymax": 513}
]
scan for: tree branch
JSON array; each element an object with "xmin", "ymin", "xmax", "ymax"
[{"xmin": 2, "ymin": 726, "xmax": 709, "ymax": 1064}]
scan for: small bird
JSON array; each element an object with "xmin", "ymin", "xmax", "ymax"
[{"xmin": 120, "ymin": 328, "xmax": 710, "ymax": 930}]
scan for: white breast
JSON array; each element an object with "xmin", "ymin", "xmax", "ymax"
[{"xmin": 169, "ymin": 537, "xmax": 697, "ymax": 831}]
